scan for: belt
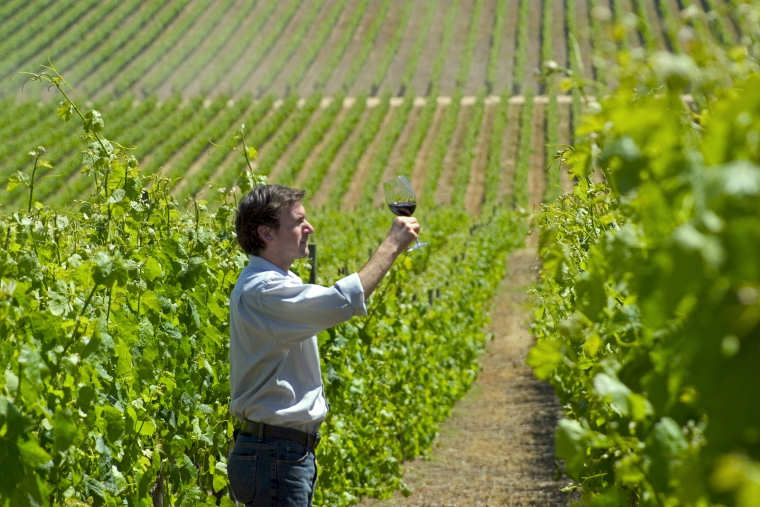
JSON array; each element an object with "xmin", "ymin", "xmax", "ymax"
[{"xmin": 241, "ymin": 421, "xmax": 321, "ymax": 451}]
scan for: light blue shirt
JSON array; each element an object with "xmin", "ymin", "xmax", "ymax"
[{"xmin": 229, "ymin": 255, "xmax": 367, "ymax": 433}]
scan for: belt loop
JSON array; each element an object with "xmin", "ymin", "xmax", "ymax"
[{"xmin": 257, "ymin": 422, "xmax": 264, "ymax": 440}]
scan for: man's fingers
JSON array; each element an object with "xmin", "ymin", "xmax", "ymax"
[
  {"xmin": 390, "ymin": 217, "xmax": 420, "ymax": 249},
  {"xmin": 393, "ymin": 217, "xmax": 419, "ymax": 233},
  {"xmin": 394, "ymin": 216, "xmax": 419, "ymax": 226}
]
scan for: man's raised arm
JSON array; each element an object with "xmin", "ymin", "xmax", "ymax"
[{"xmin": 357, "ymin": 216, "xmax": 419, "ymax": 299}]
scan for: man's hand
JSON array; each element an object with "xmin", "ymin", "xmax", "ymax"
[
  {"xmin": 357, "ymin": 217, "xmax": 421, "ymax": 299},
  {"xmin": 387, "ymin": 216, "xmax": 420, "ymax": 253}
]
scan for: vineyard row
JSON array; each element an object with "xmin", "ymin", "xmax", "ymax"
[
  {"xmin": 0, "ymin": 0, "xmax": 741, "ymax": 99},
  {"xmin": 1, "ymin": 94, "xmax": 574, "ymax": 213}
]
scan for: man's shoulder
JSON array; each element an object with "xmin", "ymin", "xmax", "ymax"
[
  {"xmin": 238, "ymin": 262, "xmax": 302, "ymax": 292},
  {"xmin": 240, "ymin": 265, "xmax": 283, "ymax": 287}
]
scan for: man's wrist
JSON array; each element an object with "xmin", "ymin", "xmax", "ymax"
[{"xmin": 382, "ymin": 238, "xmax": 405, "ymax": 258}]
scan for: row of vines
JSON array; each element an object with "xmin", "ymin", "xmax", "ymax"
[
  {"xmin": 1, "ymin": 2, "xmax": 744, "ymax": 211},
  {"xmin": 528, "ymin": 1, "xmax": 760, "ymax": 504},
  {"xmin": 0, "ymin": 0, "xmax": 741, "ymax": 99},
  {"xmin": 1, "ymin": 93, "xmax": 562, "ymax": 213}
]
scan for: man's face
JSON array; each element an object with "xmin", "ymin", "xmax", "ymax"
[{"xmin": 268, "ymin": 202, "xmax": 314, "ymax": 264}]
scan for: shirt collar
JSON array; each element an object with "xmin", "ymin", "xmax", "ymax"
[{"xmin": 248, "ymin": 255, "xmax": 295, "ymax": 278}]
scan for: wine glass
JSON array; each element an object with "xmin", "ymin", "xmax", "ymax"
[{"xmin": 383, "ymin": 175, "xmax": 427, "ymax": 251}]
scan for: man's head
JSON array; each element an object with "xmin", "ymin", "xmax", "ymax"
[{"xmin": 236, "ymin": 185, "xmax": 314, "ymax": 267}]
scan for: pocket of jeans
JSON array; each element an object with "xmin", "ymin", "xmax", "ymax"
[
  {"xmin": 228, "ymin": 454, "xmax": 256, "ymax": 504},
  {"xmin": 277, "ymin": 442, "xmax": 311, "ymax": 464}
]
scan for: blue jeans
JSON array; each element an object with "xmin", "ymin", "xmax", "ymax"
[{"xmin": 228, "ymin": 432, "xmax": 317, "ymax": 506}]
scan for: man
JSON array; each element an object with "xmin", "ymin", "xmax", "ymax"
[{"xmin": 227, "ymin": 184, "xmax": 419, "ymax": 506}]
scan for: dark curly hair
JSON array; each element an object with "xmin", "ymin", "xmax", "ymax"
[{"xmin": 235, "ymin": 185, "xmax": 306, "ymax": 255}]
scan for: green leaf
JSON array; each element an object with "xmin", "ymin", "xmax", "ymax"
[
  {"xmin": 77, "ymin": 384, "xmax": 95, "ymax": 410},
  {"xmin": 615, "ymin": 453, "xmax": 646, "ymax": 485},
  {"xmin": 555, "ymin": 418, "xmax": 590, "ymax": 478},
  {"xmin": 526, "ymin": 339, "xmax": 562, "ymax": 380},
  {"xmin": 107, "ymin": 188, "xmax": 126, "ymax": 204},
  {"xmin": 84, "ymin": 475, "xmax": 106, "ymax": 500},
  {"xmin": 213, "ymin": 473, "xmax": 227, "ymax": 493},
  {"xmin": 56, "ymin": 101, "xmax": 73, "ymax": 121},
  {"xmin": 111, "ymin": 465, "xmax": 128, "ymax": 493},
  {"xmin": 83, "ymin": 139, "xmax": 114, "ymax": 166},
  {"xmin": 115, "ymin": 338, "xmax": 132, "ymax": 379},
  {"xmin": 47, "ymin": 289, "xmax": 69, "ymax": 316},
  {"xmin": 6, "ymin": 171, "xmax": 28, "ymax": 192},
  {"xmin": 575, "ymin": 272, "xmax": 606, "ymax": 319},
  {"xmin": 92, "ymin": 251, "xmax": 129, "ymax": 287},
  {"xmin": 138, "ymin": 419, "xmax": 156, "ymax": 436},
  {"xmin": 84, "ymin": 109, "xmax": 104, "ymax": 133},
  {"xmin": 102, "ymin": 405, "xmax": 125, "ymax": 442},
  {"xmin": 593, "ymin": 373, "xmax": 632, "ymax": 417},
  {"xmin": 141, "ymin": 290, "xmax": 162, "ymax": 315},
  {"xmin": 92, "ymin": 251, "xmax": 112, "ymax": 286},
  {"xmin": 651, "ymin": 417, "xmax": 687, "ymax": 456},
  {"xmin": 583, "ymin": 333, "xmax": 602, "ymax": 356},
  {"xmin": 18, "ymin": 345, "xmax": 44, "ymax": 388},
  {"xmin": 646, "ymin": 417, "xmax": 688, "ymax": 490},
  {"xmin": 54, "ymin": 408, "xmax": 78, "ymax": 453},
  {"xmin": 18, "ymin": 438, "xmax": 52, "ymax": 467},
  {"xmin": 143, "ymin": 257, "xmax": 163, "ymax": 282},
  {"xmin": 4, "ymin": 370, "xmax": 19, "ymax": 392},
  {"xmin": 0, "ymin": 441, "xmax": 24, "ymax": 497},
  {"xmin": 628, "ymin": 393, "xmax": 653, "ymax": 421}
]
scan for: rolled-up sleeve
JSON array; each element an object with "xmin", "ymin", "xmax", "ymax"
[{"xmin": 244, "ymin": 272, "xmax": 367, "ymax": 344}]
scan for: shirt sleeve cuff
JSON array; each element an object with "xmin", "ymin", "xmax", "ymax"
[{"xmin": 335, "ymin": 273, "xmax": 367, "ymax": 316}]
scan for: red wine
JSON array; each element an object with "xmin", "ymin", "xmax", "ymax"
[{"xmin": 388, "ymin": 201, "xmax": 416, "ymax": 216}]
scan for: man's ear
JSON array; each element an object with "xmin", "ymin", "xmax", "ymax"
[{"xmin": 257, "ymin": 224, "xmax": 273, "ymax": 242}]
